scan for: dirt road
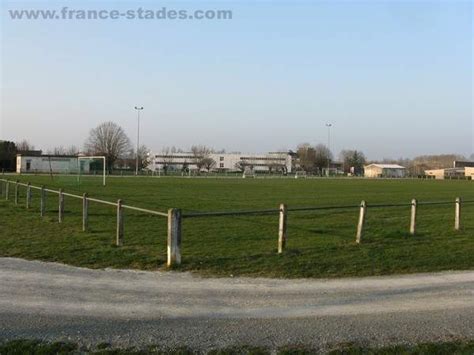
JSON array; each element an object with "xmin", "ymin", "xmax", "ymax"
[{"xmin": 1, "ymin": 257, "xmax": 473, "ymax": 351}]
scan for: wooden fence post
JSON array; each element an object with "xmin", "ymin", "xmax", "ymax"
[
  {"xmin": 40, "ymin": 186, "xmax": 45, "ymax": 217},
  {"xmin": 455, "ymin": 197, "xmax": 461, "ymax": 231},
  {"xmin": 5, "ymin": 181, "xmax": 9, "ymax": 201},
  {"xmin": 26, "ymin": 183, "xmax": 32, "ymax": 209},
  {"xmin": 14, "ymin": 180, "xmax": 19, "ymax": 205},
  {"xmin": 58, "ymin": 189, "xmax": 64, "ymax": 223},
  {"xmin": 355, "ymin": 200, "xmax": 367, "ymax": 244},
  {"xmin": 116, "ymin": 199, "xmax": 124, "ymax": 246},
  {"xmin": 410, "ymin": 199, "xmax": 417, "ymax": 236},
  {"xmin": 0, "ymin": 180, "xmax": 3, "ymax": 196},
  {"xmin": 278, "ymin": 203, "xmax": 287, "ymax": 253},
  {"xmin": 167, "ymin": 208, "xmax": 182, "ymax": 267},
  {"xmin": 82, "ymin": 193, "xmax": 88, "ymax": 232}
]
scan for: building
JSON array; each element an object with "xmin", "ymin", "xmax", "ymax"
[
  {"xmin": 425, "ymin": 167, "xmax": 473, "ymax": 180},
  {"xmin": 16, "ymin": 154, "xmax": 90, "ymax": 174},
  {"xmin": 152, "ymin": 152, "xmax": 294, "ymax": 173},
  {"xmin": 466, "ymin": 167, "xmax": 474, "ymax": 179},
  {"xmin": 364, "ymin": 164, "xmax": 407, "ymax": 178},
  {"xmin": 453, "ymin": 161, "xmax": 474, "ymax": 168}
]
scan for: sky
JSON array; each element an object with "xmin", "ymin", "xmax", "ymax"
[{"xmin": 1, "ymin": 0, "xmax": 473, "ymax": 160}]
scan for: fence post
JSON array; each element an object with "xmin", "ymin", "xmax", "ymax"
[
  {"xmin": 14, "ymin": 180, "xmax": 19, "ymax": 205},
  {"xmin": 40, "ymin": 186, "xmax": 45, "ymax": 217},
  {"xmin": 455, "ymin": 197, "xmax": 461, "ymax": 231},
  {"xmin": 410, "ymin": 199, "xmax": 417, "ymax": 236},
  {"xmin": 278, "ymin": 203, "xmax": 287, "ymax": 253},
  {"xmin": 82, "ymin": 193, "xmax": 88, "ymax": 232},
  {"xmin": 5, "ymin": 180, "xmax": 9, "ymax": 201},
  {"xmin": 167, "ymin": 208, "xmax": 182, "ymax": 267},
  {"xmin": 355, "ymin": 200, "xmax": 366, "ymax": 244},
  {"xmin": 0, "ymin": 180, "xmax": 3, "ymax": 196},
  {"xmin": 26, "ymin": 183, "xmax": 32, "ymax": 209},
  {"xmin": 58, "ymin": 189, "xmax": 64, "ymax": 223},
  {"xmin": 116, "ymin": 199, "xmax": 124, "ymax": 246}
]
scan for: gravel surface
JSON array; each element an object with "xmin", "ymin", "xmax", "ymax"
[{"xmin": 0, "ymin": 257, "xmax": 473, "ymax": 351}]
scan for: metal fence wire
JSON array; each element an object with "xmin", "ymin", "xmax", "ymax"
[{"xmin": 1, "ymin": 178, "xmax": 473, "ymax": 267}]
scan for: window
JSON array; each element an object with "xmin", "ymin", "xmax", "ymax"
[
  {"xmin": 219, "ymin": 163, "xmax": 224, "ymax": 168},
  {"xmin": 220, "ymin": 156, "xmax": 224, "ymax": 161}
]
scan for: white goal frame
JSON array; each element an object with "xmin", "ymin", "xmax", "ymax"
[{"xmin": 77, "ymin": 156, "xmax": 106, "ymax": 186}]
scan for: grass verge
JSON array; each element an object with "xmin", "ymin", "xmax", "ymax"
[{"xmin": 1, "ymin": 339, "xmax": 474, "ymax": 354}]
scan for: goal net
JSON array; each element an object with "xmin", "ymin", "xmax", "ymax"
[{"xmin": 77, "ymin": 156, "xmax": 107, "ymax": 186}]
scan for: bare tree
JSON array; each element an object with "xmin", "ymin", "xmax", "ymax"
[
  {"xmin": 267, "ymin": 152, "xmax": 287, "ymax": 174},
  {"xmin": 15, "ymin": 140, "xmax": 35, "ymax": 152},
  {"xmin": 296, "ymin": 143, "xmax": 316, "ymax": 173},
  {"xmin": 314, "ymin": 144, "xmax": 333, "ymax": 175},
  {"xmin": 411, "ymin": 154, "xmax": 465, "ymax": 170},
  {"xmin": 202, "ymin": 157, "xmax": 216, "ymax": 172},
  {"xmin": 84, "ymin": 121, "xmax": 131, "ymax": 172},
  {"xmin": 234, "ymin": 160, "xmax": 248, "ymax": 172},
  {"xmin": 129, "ymin": 145, "xmax": 150, "ymax": 170},
  {"xmin": 296, "ymin": 143, "xmax": 332, "ymax": 175},
  {"xmin": 191, "ymin": 145, "xmax": 214, "ymax": 171},
  {"xmin": 48, "ymin": 145, "xmax": 79, "ymax": 155}
]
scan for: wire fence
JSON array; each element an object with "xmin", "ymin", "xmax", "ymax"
[{"xmin": 1, "ymin": 177, "xmax": 473, "ymax": 268}]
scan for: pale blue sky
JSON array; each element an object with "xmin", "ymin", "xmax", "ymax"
[{"xmin": 1, "ymin": 0, "xmax": 472, "ymax": 159}]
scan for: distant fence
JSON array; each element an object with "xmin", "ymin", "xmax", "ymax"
[{"xmin": 1, "ymin": 178, "xmax": 473, "ymax": 268}]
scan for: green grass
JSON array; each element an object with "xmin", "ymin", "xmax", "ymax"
[
  {"xmin": 0, "ymin": 175, "xmax": 473, "ymax": 278},
  {"xmin": 1, "ymin": 339, "xmax": 474, "ymax": 354}
]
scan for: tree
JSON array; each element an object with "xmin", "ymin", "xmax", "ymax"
[
  {"xmin": 234, "ymin": 160, "xmax": 248, "ymax": 172},
  {"xmin": 0, "ymin": 141, "xmax": 17, "ymax": 172},
  {"xmin": 296, "ymin": 143, "xmax": 317, "ymax": 173},
  {"xmin": 313, "ymin": 144, "xmax": 333, "ymax": 175},
  {"xmin": 339, "ymin": 150, "xmax": 366, "ymax": 175},
  {"xmin": 411, "ymin": 154, "xmax": 465, "ymax": 170},
  {"xmin": 129, "ymin": 145, "xmax": 150, "ymax": 171},
  {"xmin": 15, "ymin": 140, "xmax": 35, "ymax": 152},
  {"xmin": 202, "ymin": 157, "xmax": 216, "ymax": 172},
  {"xmin": 267, "ymin": 153, "xmax": 287, "ymax": 174},
  {"xmin": 48, "ymin": 145, "xmax": 79, "ymax": 155},
  {"xmin": 296, "ymin": 143, "xmax": 332, "ymax": 175},
  {"xmin": 191, "ymin": 145, "xmax": 214, "ymax": 171},
  {"xmin": 84, "ymin": 121, "xmax": 131, "ymax": 172}
]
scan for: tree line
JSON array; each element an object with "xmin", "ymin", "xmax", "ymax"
[{"xmin": 1, "ymin": 120, "xmax": 473, "ymax": 174}]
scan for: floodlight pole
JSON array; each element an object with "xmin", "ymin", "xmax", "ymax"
[
  {"xmin": 326, "ymin": 123, "xmax": 332, "ymax": 177},
  {"xmin": 134, "ymin": 106, "xmax": 144, "ymax": 176}
]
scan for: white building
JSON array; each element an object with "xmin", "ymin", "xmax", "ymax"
[
  {"xmin": 16, "ymin": 154, "xmax": 90, "ymax": 174},
  {"xmin": 364, "ymin": 164, "xmax": 407, "ymax": 178},
  {"xmin": 425, "ymin": 167, "xmax": 473, "ymax": 180},
  {"xmin": 152, "ymin": 152, "xmax": 294, "ymax": 173},
  {"xmin": 466, "ymin": 167, "xmax": 474, "ymax": 179}
]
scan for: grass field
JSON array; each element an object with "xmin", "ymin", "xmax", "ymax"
[{"xmin": 1, "ymin": 175, "xmax": 473, "ymax": 278}]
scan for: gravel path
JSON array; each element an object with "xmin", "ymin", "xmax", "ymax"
[{"xmin": 0, "ymin": 257, "xmax": 473, "ymax": 351}]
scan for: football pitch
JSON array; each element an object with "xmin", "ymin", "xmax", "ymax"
[{"xmin": 1, "ymin": 175, "xmax": 473, "ymax": 278}]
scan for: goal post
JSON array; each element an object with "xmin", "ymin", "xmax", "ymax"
[{"xmin": 77, "ymin": 156, "xmax": 106, "ymax": 186}]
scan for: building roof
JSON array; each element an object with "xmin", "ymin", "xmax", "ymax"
[
  {"xmin": 17, "ymin": 154, "xmax": 78, "ymax": 158},
  {"xmin": 454, "ymin": 161, "xmax": 474, "ymax": 168},
  {"xmin": 365, "ymin": 164, "xmax": 406, "ymax": 169},
  {"xmin": 426, "ymin": 168, "xmax": 465, "ymax": 173}
]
